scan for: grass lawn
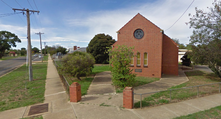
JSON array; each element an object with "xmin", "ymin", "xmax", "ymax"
[
  {"xmin": 174, "ymin": 105, "xmax": 221, "ymax": 119},
  {"xmin": 55, "ymin": 60, "xmax": 160, "ymax": 95},
  {"xmin": 20, "ymin": 116, "xmax": 43, "ymax": 119},
  {"xmin": 134, "ymin": 70, "xmax": 221, "ymax": 108},
  {"xmin": 116, "ymin": 77, "xmax": 160, "ymax": 93},
  {"xmin": 42, "ymin": 55, "xmax": 48, "ymax": 61},
  {"xmin": 0, "ymin": 62, "xmax": 47, "ymax": 112},
  {"xmin": 0, "ymin": 56, "xmax": 25, "ymax": 60},
  {"xmin": 56, "ymin": 64, "xmax": 111, "ymax": 96},
  {"xmin": 92, "ymin": 65, "xmax": 110, "ymax": 74}
]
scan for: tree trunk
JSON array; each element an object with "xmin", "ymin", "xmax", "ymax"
[
  {"xmin": 77, "ymin": 76, "xmax": 82, "ymax": 80},
  {"xmin": 0, "ymin": 53, "xmax": 2, "ymax": 59}
]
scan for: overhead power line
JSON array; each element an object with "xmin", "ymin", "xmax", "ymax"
[
  {"xmin": 165, "ymin": 0, "xmax": 195, "ymax": 31},
  {"xmin": 15, "ymin": 0, "xmax": 23, "ymax": 8},
  {"xmin": 0, "ymin": 12, "xmax": 23, "ymax": 18},
  {"xmin": 27, "ymin": 0, "xmax": 34, "ymax": 9},
  {"xmin": 1, "ymin": 0, "xmax": 13, "ymax": 8},
  {"xmin": 33, "ymin": 0, "xmax": 39, "ymax": 10}
]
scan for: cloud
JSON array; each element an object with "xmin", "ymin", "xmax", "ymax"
[
  {"xmin": 65, "ymin": 0, "xmax": 213, "ymax": 45},
  {"xmin": 0, "ymin": 0, "xmax": 214, "ymax": 50}
]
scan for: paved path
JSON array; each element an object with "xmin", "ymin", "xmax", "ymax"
[
  {"xmin": 2, "ymin": 58, "xmax": 221, "ymax": 119},
  {"xmin": 42, "ymin": 55, "xmax": 76, "ymax": 119},
  {"xmin": 87, "ymin": 71, "xmax": 115, "ymax": 95}
]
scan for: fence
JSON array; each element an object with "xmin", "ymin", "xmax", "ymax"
[
  {"xmin": 134, "ymin": 82, "xmax": 221, "ymax": 108},
  {"xmin": 53, "ymin": 59, "xmax": 70, "ymax": 95}
]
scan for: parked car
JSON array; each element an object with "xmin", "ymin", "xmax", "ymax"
[{"xmin": 39, "ymin": 55, "xmax": 43, "ymax": 58}]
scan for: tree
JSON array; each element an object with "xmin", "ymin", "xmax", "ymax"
[
  {"xmin": 47, "ymin": 45, "xmax": 67, "ymax": 55},
  {"xmin": 47, "ymin": 46, "xmax": 56, "ymax": 55},
  {"xmin": 42, "ymin": 48, "xmax": 48, "ymax": 55},
  {"xmin": 108, "ymin": 45, "xmax": 136, "ymax": 87},
  {"xmin": 188, "ymin": 0, "xmax": 221, "ymax": 76},
  {"xmin": 61, "ymin": 51, "xmax": 95, "ymax": 80},
  {"xmin": 56, "ymin": 46, "xmax": 67, "ymax": 54},
  {"xmin": 32, "ymin": 47, "xmax": 39, "ymax": 53},
  {"xmin": 0, "ymin": 31, "xmax": 21, "ymax": 58},
  {"xmin": 87, "ymin": 33, "xmax": 116, "ymax": 64},
  {"xmin": 172, "ymin": 38, "xmax": 186, "ymax": 49},
  {"xmin": 21, "ymin": 47, "xmax": 26, "ymax": 56}
]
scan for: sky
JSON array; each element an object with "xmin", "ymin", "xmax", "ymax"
[{"xmin": 0, "ymin": 0, "xmax": 214, "ymax": 50}]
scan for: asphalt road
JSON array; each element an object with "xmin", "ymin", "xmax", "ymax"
[{"xmin": 0, "ymin": 56, "xmax": 40, "ymax": 77}]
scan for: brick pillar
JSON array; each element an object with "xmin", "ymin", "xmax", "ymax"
[
  {"xmin": 70, "ymin": 82, "xmax": 81, "ymax": 102},
  {"xmin": 123, "ymin": 87, "xmax": 134, "ymax": 109}
]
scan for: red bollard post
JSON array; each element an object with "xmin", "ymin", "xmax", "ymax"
[
  {"xmin": 123, "ymin": 87, "xmax": 134, "ymax": 109},
  {"xmin": 69, "ymin": 82, "xmax": 81, "ymax": 102}
]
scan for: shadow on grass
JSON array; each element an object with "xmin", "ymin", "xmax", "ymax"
[{"xmin": 185, "ymin": 70, "xmax": 206, "ymax": 76}]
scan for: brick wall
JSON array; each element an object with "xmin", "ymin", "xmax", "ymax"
[
  {"xmin": 113, "ymin": 13, "xmax": 163, "ymax": 78},
  {"xmin": 162, "ymin": 34, "xmax": 178, "ymax": 75}
]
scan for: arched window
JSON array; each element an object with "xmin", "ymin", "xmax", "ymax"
[
  {"xmin": 130, "ymin": 56, "xmax": 134, "ymax": 66},
  {"xmin": 137, "ymin": 52, "xmax": 141, "ymax": 66},
  {"xmin": 144, "ymin": 52, "xmax": 148, "ymax": 66}
]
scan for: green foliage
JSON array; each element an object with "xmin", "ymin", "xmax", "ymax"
[
  {"xmin": 87, "ymin": 33, "xmax": 116, "ymax": 64},
  {"xmin": 188, "ymin": 1, "xmax": 221, "ymax": 77},
  {"xmin": 47, "ymin": 45, "xmax": 67, "ymax": 55},
  {"xmin": 32, "ymin": 47, "xmax": 39, "ymax": 53},
  {"xmin": 109, "ymin": 45, "xmax": 136, "ymax": 87},
  {"xmin": 61, "ymin": 51, "xmax": 95, "ymax": 80},
  {"xmin": 172, "ymin": 38, "xmax": 187, "ymax": 49},
  {"xmin": 20, "ymin": 48, "xmax": 26, "ymax": 56},
  {"xmin": 56, "ymin": 46, "xmax": 67, "ymax": 54},
  {"xmin": 0, "ymin": 31, "xmax": 21, "ymax": 59}
]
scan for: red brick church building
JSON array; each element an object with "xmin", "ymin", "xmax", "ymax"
[{"xmin": 113, "ymin": 13, "xmax": 178, "ymax": 78}]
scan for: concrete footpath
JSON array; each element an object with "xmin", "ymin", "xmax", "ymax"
[
  {"xmin": 1, "ymin": 57, "xmax": 221, "ymax": 119},
  {"xmin": 134, "ymin": 69, "xmax": 189, "ymax": 101}
]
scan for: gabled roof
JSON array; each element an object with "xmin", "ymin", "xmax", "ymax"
[
  {"xmin": 118, "ymin": 13, "xmax": 161, "ymax": 32},
  {"xmin": 163, "ymin": 34, "xmax": 178, "ymax": 47}
]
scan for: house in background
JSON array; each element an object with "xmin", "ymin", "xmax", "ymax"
[
  {"xmin": 9, "ymin": 51, "xmax": 17, "ymax": 57},
  {"xmin": 178, "ymin": 49, "xmax": 192, "ymax": 63},
  {"xmin": 113, "ymin": 13, "xmax": 178, "ymax": 78},
  {"xmin": 68, "ymin": 46, "xmax": 87, "ymax": 53}
]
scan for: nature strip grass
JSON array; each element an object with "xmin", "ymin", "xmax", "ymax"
[
  {"xmin": 21, "ymin": 115, "xmax": 43, "ymax": 119},
  {"xmin": 174, "ymin": 105, "xmax": 221, "ymax": 119},
  {"xmin": 0, "ymin": 62, "xmax": 47, "ymax": 112},
  {"xmin": 134, "ymin": 70, "xmax": 221, "ymax": 108}
]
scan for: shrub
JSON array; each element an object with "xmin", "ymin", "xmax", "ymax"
[
  {"xmin": 108, "ymin": 45, "xmax": 136, "ymax": 87},
  {"xmin": 61, "ymin": 51, "xmax": 95, "ymax": 80}
]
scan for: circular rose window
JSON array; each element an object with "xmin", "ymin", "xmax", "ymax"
[{"xmin": 134, "ymin": 29, "xmax": 144, "ymax": 39}]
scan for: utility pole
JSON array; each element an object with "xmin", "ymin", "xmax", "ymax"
[
  {"xmin": 43, "ymin": 42, "xmax": 47, "ymax": 56},
  {"xmin": 36, "ymin": 32, "xmax": 44, "ymax": 62},
  {"xmin": 13, "ymin": 8, "xmax": 40, "ymax": 81}
]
